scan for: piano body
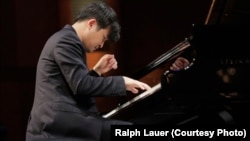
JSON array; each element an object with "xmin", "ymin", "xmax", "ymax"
[{"xmin": 103, "ymin": 0, "xmax": 250, "ymax": 126}]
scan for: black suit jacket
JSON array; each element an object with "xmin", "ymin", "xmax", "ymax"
[{"xmin": 26, "ymin": 25, "xmax": 127, "ymax": 141}]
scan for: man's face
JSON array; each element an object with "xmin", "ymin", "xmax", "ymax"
[{"xmin": 83, "ymin": 20, "xmax": 109, "ymax": 52}]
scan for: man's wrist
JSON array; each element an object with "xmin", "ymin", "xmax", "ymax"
[{"xmin": 93, "ymin": 67, "xmax": 102, "ymax": 76}]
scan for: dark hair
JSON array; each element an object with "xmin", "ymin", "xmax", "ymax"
[{"xmin": 74, "ymin": 1, "xmax": 120, "ymax": 42}]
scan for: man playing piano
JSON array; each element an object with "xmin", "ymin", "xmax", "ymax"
[{"xmin": 25, "ymin": 1, "xmax": 189, "ymax": 141}]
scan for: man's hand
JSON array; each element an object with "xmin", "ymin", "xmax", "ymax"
[
  {"xmin": 123, "ymin": 76, "xmax": 151, "ymax": 94},
  {"xmin": 93, "ymin": 54, "xmax": 118, "ymax": 75}
]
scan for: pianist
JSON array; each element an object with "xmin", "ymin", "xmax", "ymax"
[{"xmin": 25, "ymin": 1, "xmax": 189, "ymax": 141}]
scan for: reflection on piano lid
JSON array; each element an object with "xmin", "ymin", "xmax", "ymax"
[{"xmin": 132, "ymin": 38, "xmax": 192, "ymax": 79}]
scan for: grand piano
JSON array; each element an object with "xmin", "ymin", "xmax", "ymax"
[{"xmin": 103, "ymin": 0, "xmax": 250, "ymax": 126}]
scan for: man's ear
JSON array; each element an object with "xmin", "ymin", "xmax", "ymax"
[{"xmin": 88, "ymin": 19, "xmax": 97, "ymax": 29}]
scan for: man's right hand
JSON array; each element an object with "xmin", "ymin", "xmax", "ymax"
[{"xmin": 123, "ymin": 76, "xmax": 151, "ymax": 94}]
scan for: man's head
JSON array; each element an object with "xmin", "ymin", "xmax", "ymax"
[{"xmin": 73, "ymin": 1, "xmax": 120, "ymax": 52}]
